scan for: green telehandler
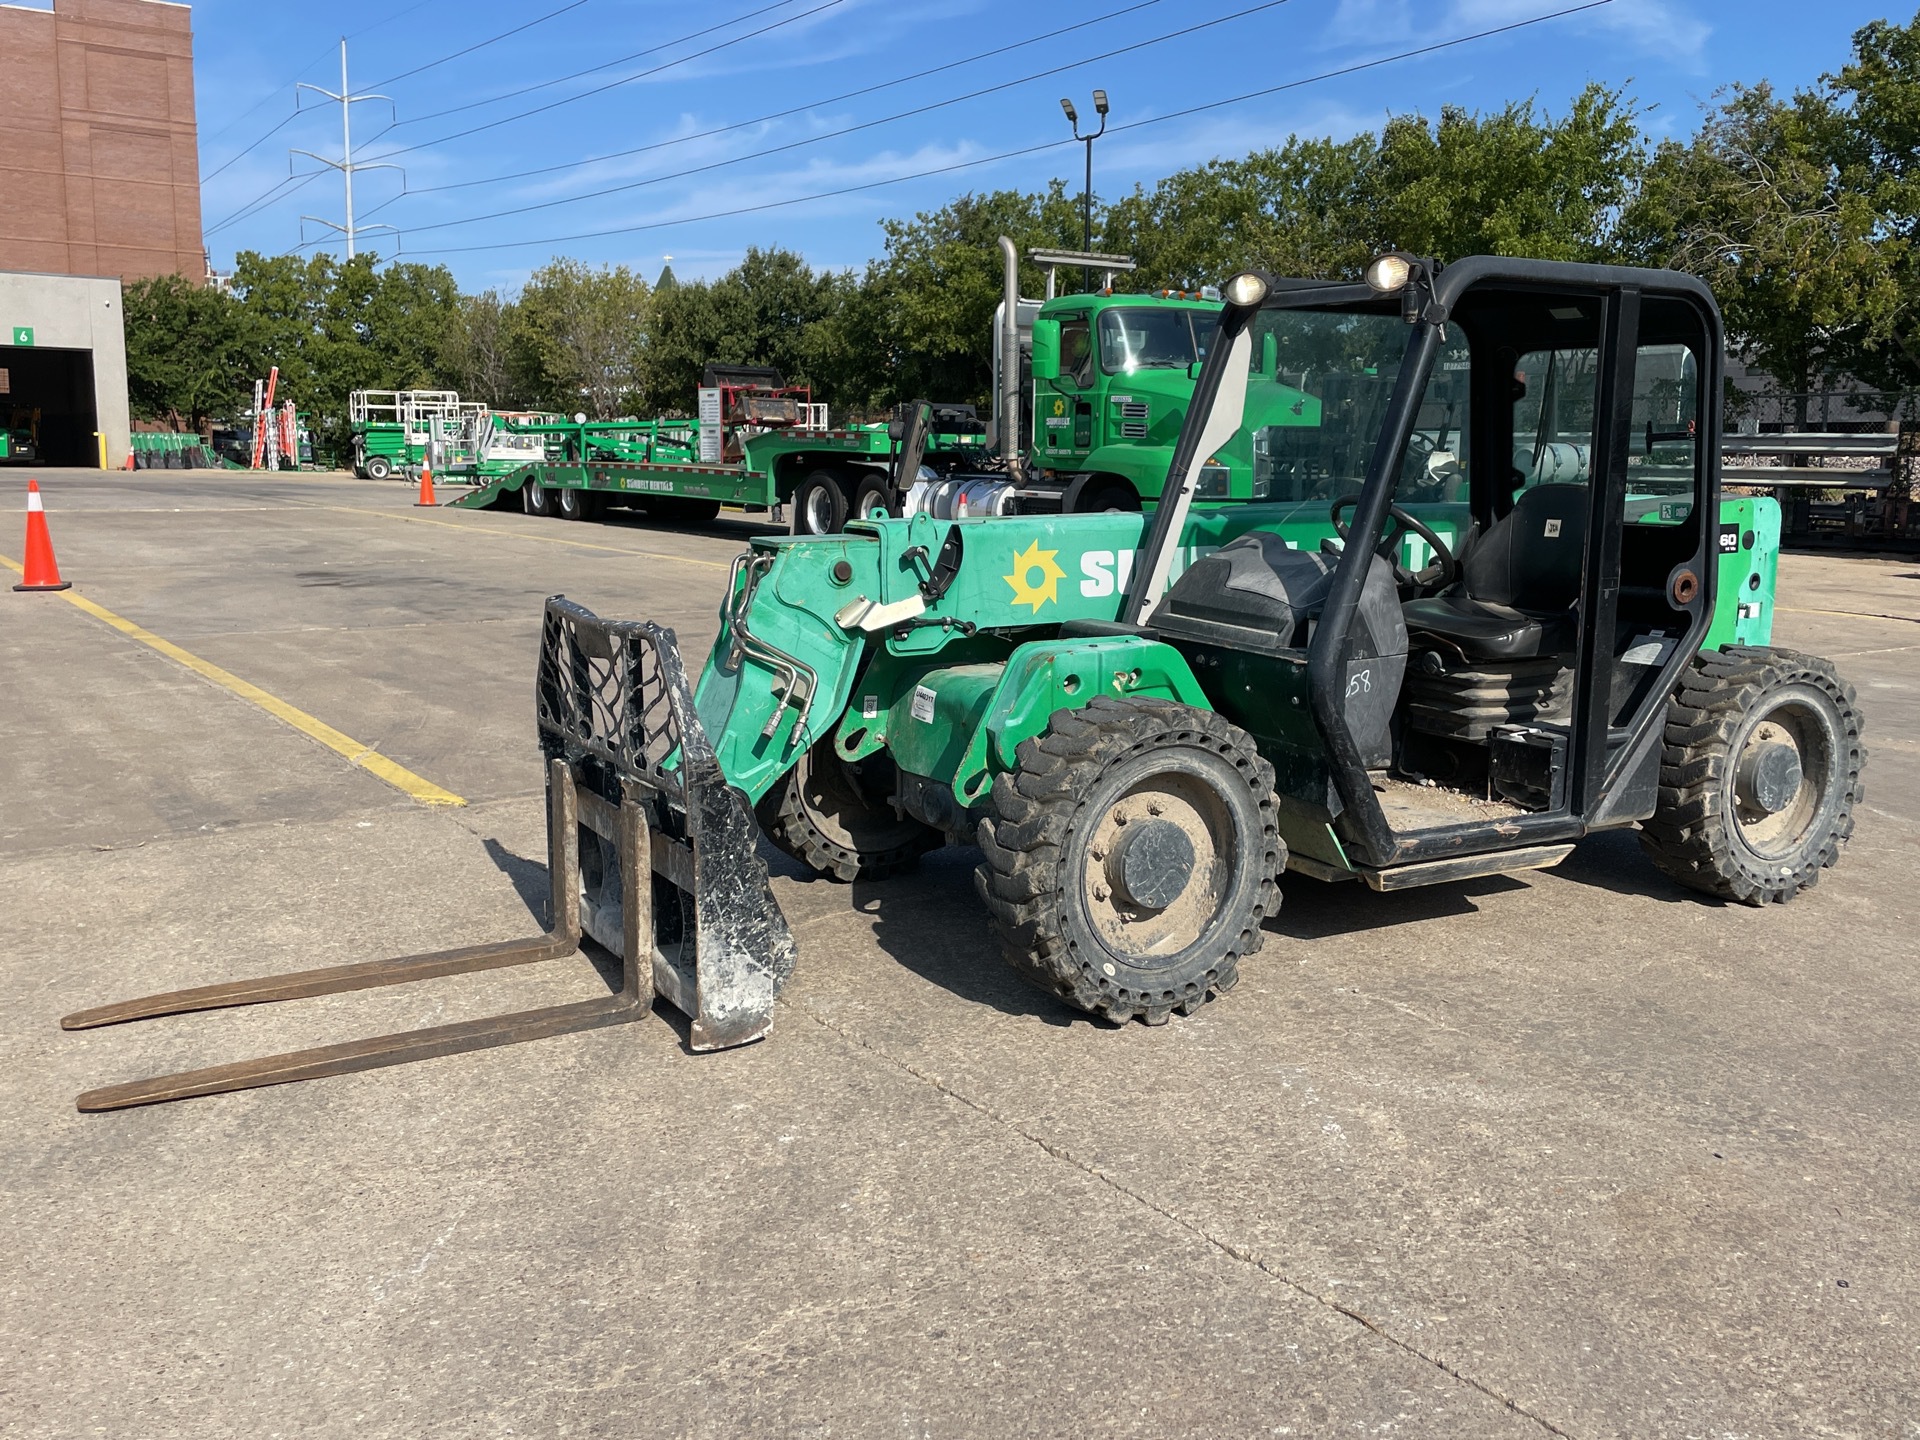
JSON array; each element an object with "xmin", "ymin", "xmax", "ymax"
[{"xmin": 66, "ymin": 255, "xmax": 1866, "ymax": 1108}]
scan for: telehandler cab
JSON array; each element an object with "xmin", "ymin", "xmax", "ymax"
[{"xmin": 66, "ymin": 255, "xmax": 1865, "ymax": 1108}]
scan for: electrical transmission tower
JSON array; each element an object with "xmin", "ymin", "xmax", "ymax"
[{"xmin": 294, "ymin": 40, "xmax": 401, "ymax": 259}]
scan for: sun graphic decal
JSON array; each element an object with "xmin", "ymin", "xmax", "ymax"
[{"xmin": 1003, "ymin": 539, "xmax": 1068, "ymax": 612}]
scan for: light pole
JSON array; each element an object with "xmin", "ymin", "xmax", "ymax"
[{"xmin": 1060, "ymin": 90, "xmax": 1109, "ymax": 291}]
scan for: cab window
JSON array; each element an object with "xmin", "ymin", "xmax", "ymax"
[
  {"xmin": 1059, "ymin": 319, "xmax": 1094, "ymax": 387},
  {"xmin": 1098, "ymin": 308, "xmax": 1202, "ymax": 374}
]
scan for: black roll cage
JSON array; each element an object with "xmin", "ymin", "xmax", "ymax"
[{"xmin": 1140, "ymin": 257, "xmax": 1726, "ymax": 871}]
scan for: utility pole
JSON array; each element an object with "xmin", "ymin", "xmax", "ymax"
[
  {"xmin": 1060, "ymin": 91, "xmax": 1109, "ymax": 291},
  {"xmin": 294, "ymin": 39, "xmax": 400, "ymax": 259}
]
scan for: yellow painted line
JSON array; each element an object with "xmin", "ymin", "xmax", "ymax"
[
  {"xmin": 2, "ymin": 555, "xmax": 466, "ymax": 807},
  {"xmin": 316, "ymin": 504, "xmax": 732, "ymax": 569}
]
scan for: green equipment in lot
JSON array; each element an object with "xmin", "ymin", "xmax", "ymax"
[
  {"xmin": 452, "ymin": 364, "xmax": 996, "ymax": 533},
  {"xmin": 66, "ymin": 255, "xmax": 1868, "ymax": 1108},
  {"xmin": 1, "ymin": 409, "xmax": 38, "ymax": 464},
  {"xmin": 349, "ymin": 389, "xmax": 464, "ymax": 480},
  {"xmin": 450, "ymin": 250, "xmax": 1294, "ymax": 534}
]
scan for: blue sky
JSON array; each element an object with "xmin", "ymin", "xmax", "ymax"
[{"xmin": 186, "ymin": 0, "xmax": 1901, "ymax": 293}]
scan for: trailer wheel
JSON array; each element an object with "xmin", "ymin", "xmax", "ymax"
[
  {"xmin": 850, "ymin": 473, "xmax": 897, "ymax": 521},
  {"xmin": 557, "ymin": 486, "xmax": 598, "ymax": 521},
  {"xmin": 365, "ymin": 455, "xmax": 393, "ymax": 481},
  {"xmin": 792, "ymin": 469, "xmax": 849, "ymax": 535},
  {"xmin": 976, "ymin": 697, "xmax": 1282, "ymax": 1025},
  {"xmin": 523, "ymin": 480, "xmax": 552, "ymax": 516},
  {"xmin": 1639, "ymin": 646, "xmax": 1865, "ymax": 905},
  {"xmin": 756, "ymin": 740, "xmax": 938, "ymax": 882}
]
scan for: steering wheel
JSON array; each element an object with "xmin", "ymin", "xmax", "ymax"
[{"xmin": 1329, "ymin": 495, "xmax": 1459, "ymax": 593}]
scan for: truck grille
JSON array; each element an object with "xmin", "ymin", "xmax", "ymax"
[{"xmin": 1120, "ymin": 421, "xmax": 1148, "ymax": 438}]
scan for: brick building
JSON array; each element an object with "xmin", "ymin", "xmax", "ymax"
[{"xmin": 0, "ymin": 0, "xmax": 205, "ymax": 282}]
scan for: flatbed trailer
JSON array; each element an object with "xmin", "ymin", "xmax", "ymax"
[{"xmin": 451, "ymin": 412, "xmax": 994, "ymax": 529}]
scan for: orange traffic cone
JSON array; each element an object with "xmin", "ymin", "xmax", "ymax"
[
  {"xmin": 415, "ymin": 458, "xmax": 437, "ymax": 507},
  {"xmin": 14, "ymin": 480, "xmax": 72, "ymax": 592},
  {"xmin": 123, "ymin": 452, "xmax": 135, "ymax": 471}
]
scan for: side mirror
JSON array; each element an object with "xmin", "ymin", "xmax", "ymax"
[{"xmin": 1030, "ymin": 317, "xmax": 1062, "ymax": 381}]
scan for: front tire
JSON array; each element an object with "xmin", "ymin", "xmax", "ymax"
[
  {"xmin": 755, "ymin": 740, "xmax": 939, "ymax": 882},
  {"xmin": 1639, "ymin": 646, "xmax": 1865, "ymax": 905},
  {"xmin": 364, "ymin": 455, "xmax": 393, "ymax": 482},
  {"xmin": 523, "ymin": 480, "xmax": 552, "ymax": 516},
  {"xmin": 976, "ymin": 696, "xmax": 1282, "ymax": 1025}
]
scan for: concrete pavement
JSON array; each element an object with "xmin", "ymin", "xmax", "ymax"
[{"xmin": 2, "ymin": 469, "xmax": 1915, "ymax": 1437}]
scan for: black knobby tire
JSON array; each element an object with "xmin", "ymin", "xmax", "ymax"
[
  {"xmin": 523, "ymin": 480, "xmax": 552, "ymax": 516},
  {"xmin": 975, "ymin": 696, "xmax": 1283, "ymax": 1025},
  {"xmin": 791, "ymin": 469, "xmax": 849, "ymax": 535},
  {"xmin": 755, "ymin": 739, "xmax": 939, "ymax": 882},
  {"xmin": 849, "ymin": 472, "xmax": 897, "ymax": 522},
  {"xmin": 557, "ymin": 486, "xmax": 598, "ymax": 521},
  {"xmin": 365, "ymin": 455, "xmax": 393, "ymax": 482},
  {"xmin": 1639, "ymin": 645, "xmax": 1865, "ymax": 905}
]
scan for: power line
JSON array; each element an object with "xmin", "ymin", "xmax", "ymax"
[
  {"xmin": 380, "ymin": 0, "xmax": 1297, "ymax": 237},
  {"xmin": 383, "ymin": 0, "xmax": 806, "ymax": 129},
  {"xmin": 197, "ymin": 3, "xmax": 438, "ymax": 173},
  {"xmin": 388, "ymin": 2, "xmax": 1610, "ymax": 259},
  {"xmin": 362, "ymin": 0, "xmax": 593, "ymax": 89},
  {"xmin": 198, "ymin": 43, "xmax": 337, "ymax": 151},
  {"xmin": 199, "ymin": 0, "xmax": 600, "ymax": 243},
  {"xmin": 364, "ymin": 0, "xmax": 1170, "ymax": 204},
  {"xmin": 359, "ymin": 0, "xmax": 845, "ymax": 161},
  {"xmin": 205, "ymin": 120, "xmax": 399, "ymax": 239}
]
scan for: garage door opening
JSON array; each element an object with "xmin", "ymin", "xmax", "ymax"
[{"xmin": 1, "ymin": 346, "xmax": 98, "ymax": 468}]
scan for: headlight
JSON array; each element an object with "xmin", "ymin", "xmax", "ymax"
[
  {"xmin": 1223, "ymin": 271, "xmax": 1269, "ymax": 307},
  {"xmin": 1364, "ymin": 253, "xmax": 1413, "ymax": 293}
]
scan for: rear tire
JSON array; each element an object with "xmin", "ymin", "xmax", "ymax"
[
  {"xmin": 791, "ymin": 469, "xmax": 849, "ymax": 535},
  {"xmin": 975, "ymin": 696, "xmax": 1282, "ymax": 1025},
  {"xmin": 849, "ymin": 473, "xmax": 897, "ymax": 522},
  {"xmin": 557, "ymin": 486, "xmax": 597, "ymax": 521},
  {"xmin": 365, "ymin": 455, "xmax": 393, "ymax": 482},
  {"xmin": 523, "ymin": 480, "xmax": 552, "ymax": 516},
  {"xmin": 1639, "ymin": 646, "xmax": 1865, "ymax": 905},
  {"xmin": 756, "ymin": 740, "xmax": 938, "ymax": 882}
]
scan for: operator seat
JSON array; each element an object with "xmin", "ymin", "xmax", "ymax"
[{"xmin": 1401, "ymin": 483, "xmax": 1588, "ymax": 661}]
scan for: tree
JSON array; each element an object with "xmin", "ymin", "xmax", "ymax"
[
  {"xmin": 1824, "ymin": 11, "xmax": 1920, "ymax": 392},
  {"xmin": 1625, "ymin": 82, "xmax": 1902, "ymax": 414},
  {"xmin": 1366, "ymin": 85, "xmax": 1648, "ymax": 263},
  {"xmin": 122, "ymin": 274, "xmax": 254, "ymax": 431},
  {"xmin": 1104, "ymin": 137, "xmax": 1377, "ymax": 289},
  {"xmin": 513, "ymin": 258, "xmax": 650, "ymax": 418},
  {"xmin": 851, "ymin": 183, "xmax": 1086, "ymax": 411},
  {"xmin": 643, "ymin": 248, "xmax": 853, "ymax": 413},
  {"xmin": 224, "ymin": 250, "xmax": 463, "ymax": 453},
  {"xmin": 441, "ymin": 291, "xmax": 519, "ymax": 408}
]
